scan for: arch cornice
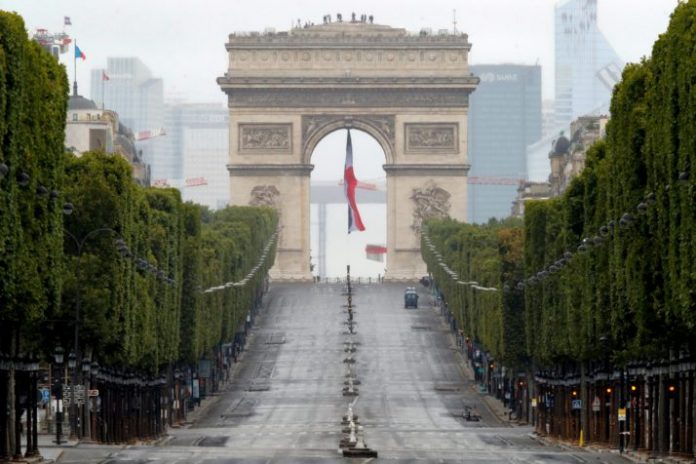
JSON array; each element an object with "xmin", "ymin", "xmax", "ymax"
[{"xmin": 301, "ymin": 114, "xmax": 395, "ymax": 164}]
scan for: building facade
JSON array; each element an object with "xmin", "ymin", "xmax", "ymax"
[
  {"xmin": 467, "ymin": 64, "xmax": 541, "ymax": 223},
  {"xmin": 66, "ymin": 91, "xmax": 149, "ymax": 185},
  {"xmin": 90, "ymin": 58, "xmax": 166, "ymax": 181},
  {"xmin": 513, "ymin": 114, "xmax": 607, "ymax": 217}
]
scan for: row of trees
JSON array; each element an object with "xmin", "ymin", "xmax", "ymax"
[
  {"xmin": 0, "ymin": 12, "xmax": 278, "ymax": 458},
  {"xmin": 424, "ymin": 1, "xmax": 695, "ymax": 457},
  {"xmin": 57, "ymin": 152, "xmax": 278, "ymax": 371},
  {"xmin": 524, "ymin": 0, "xmax": 694, "ymax": 367}
]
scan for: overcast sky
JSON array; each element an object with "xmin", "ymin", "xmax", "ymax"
[{"xmin": 4, "ymin": 0, "xmax": 678, "ymax": 104}]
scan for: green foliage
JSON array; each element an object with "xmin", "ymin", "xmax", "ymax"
[
  {"xmin": 521, "ymin": 1, "xmax": 696, "ymax": 366},
  {"xmin": 56, "ymin": 151, "xmax": 278, "ymax": 373},
  {"xmin": 423, "ymin": 218, "xmax": 525, "ymax": 367},
  {"xmin": 426, "ymin": 1, "xmax": 696, "ymax": 370},
  {"xmin": 0, "ymin": 12, "xmax": 68, "ymax": 353}
]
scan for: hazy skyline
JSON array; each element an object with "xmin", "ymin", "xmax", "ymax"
[{"xmin": 5, "ymin": 0, "xmax": 678, "ymax": 104}]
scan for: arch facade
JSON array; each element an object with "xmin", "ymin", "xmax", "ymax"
[{"xmin": 218, "ymin": 21, "xmax": 478, "ymax": 281}]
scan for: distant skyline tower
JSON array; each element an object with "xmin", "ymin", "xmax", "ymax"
[
  {"xmin": 554, "ymin": 0, "xmax": 623, "ymax": 126},
  {"xmin": 90, "ymin": 57, "xmax": 166, "ymax": 181},
  {"xmin": 164, "ymin": 102, "xmax": 230, "ymax": 209},
  {"xmin": 468, "ymin": 64, "xmax": 541, "ymax": 223}
]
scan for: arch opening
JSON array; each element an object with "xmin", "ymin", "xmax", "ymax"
[{"xmin": 310, "ymin": 128, "xmax": 387, "ymax": 280}]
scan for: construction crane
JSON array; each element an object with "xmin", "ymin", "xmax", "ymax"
[
  {"xmin": 134, "ymin": 128, "xmax": 167, "ymax": 141},
  {"xmin": 31, "ymin": 29, "xmax": 72, "ymax": 57},
  {"xmin": 337, "ymin": 178, "xmax": 385, "ymax": 191},
  {"xmin": 467, "ymin": 176, "xmax": 523, "ymax": 186},
  {"xmin": 338, "ymin": 177, "xmax": 522, "ymax": 187}
]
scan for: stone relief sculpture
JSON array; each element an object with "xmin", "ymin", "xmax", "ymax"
[
  {"xmin": 249, "ymin": 185, "xmax": 281, "ymax": 208},
  {"xmin": 410, "ymin": 181, "xmax": 451, "ymax": 234},
  {"xmin": 239, "ymin": 124, "xmax": 291, "ymax": 152},
  {"xmin": 405, "ymin": 123, "xmax": 458, "ymax": 153}
]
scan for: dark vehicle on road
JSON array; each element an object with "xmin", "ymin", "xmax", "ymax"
[{"xmin": 404, "ymin": 287, "xmax": 419, "ymax": 309}]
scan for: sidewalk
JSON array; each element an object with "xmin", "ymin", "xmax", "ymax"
[
  {"xmin": 534, "ymin": 433, "xmax": 695, "ymax": 464},
  {"xmin": 33, "ymin": 434, "xmax": 125, "ymax": 463},
  {"xmin": 435, "ymin": 301, "xmax": 694, "ymax": 464},
  {"xmin": 29, "ymin": 331, "xmax": 255, "ymax": 463}
]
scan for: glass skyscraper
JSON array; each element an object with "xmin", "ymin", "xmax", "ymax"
[
  {"xmin": 554, "ymin": 0, "xmax": 623, "ymax": 126},
  {"xmin": 468, "ymin": 65, "xmax": 542, "ymax": 223}
]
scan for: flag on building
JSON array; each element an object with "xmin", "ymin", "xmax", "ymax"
[
  {"xmin": 344, "ymin": 130, "xmax": 365, "ymax": 233},
  {"xmin": 102, "ymin": 70, "xmax": 110, "ymax": 81},
  {"xmin": 74, "ymin": 44, "xmax": 86, "ymax": 60},
  {"xmin": 64, "ymin": 16, "xmax": 71, "ymax": 26}
]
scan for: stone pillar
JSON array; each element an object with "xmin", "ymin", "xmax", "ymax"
[
  {"xmin": 229, "ymin": 164, "xmax": 313, "ymax": 282},
  {"xmin": 384, "ymin": 165, "xmax": 467, "ymax": 280}
]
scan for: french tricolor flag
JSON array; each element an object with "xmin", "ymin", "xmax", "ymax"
[{"xmin": 344, "ymin": 130, "xmax": 365, "ymax": 233}]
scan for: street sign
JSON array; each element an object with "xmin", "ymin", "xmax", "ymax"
[
  {"xmin": 592, "ymin": 396, "xmax": 601, "ymax": 412},
  {"xmin": 618, "ymin": 407, "xmax": 627, "ymax": 421},
  {"xmin": 63, "ymin": 385, "xmax": 86, "ymax": 406},
  {"xmin": 531, "ymin": 398, "xmax": 537, "ymax": 408},
  {"xmin": 40, "ymin": 388, "xmax": 50, "ymax": 404},
  {"xmin": 572, "ymin": 399, "xmax": 582, "ymax": 410}
]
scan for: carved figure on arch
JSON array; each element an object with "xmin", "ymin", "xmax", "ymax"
[
  {"xmin": 410, "ymin": 181, "xmax": 451, "ymax": 234},
  {"xmin": 249, "ymin": 185, "xmax": 281, "ymax": 208}
]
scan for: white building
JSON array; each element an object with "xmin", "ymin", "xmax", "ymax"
[{"xmin": 65, "ymin": 89, "xmax": 149, "ymax": 185}]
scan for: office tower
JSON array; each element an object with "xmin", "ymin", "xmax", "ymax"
[
  {"xmin": 468, "ymin": 65, "xmax": 542, "ymax": 223},
  {"xmin": 90, "ymin": 58, "xmax": 166, "ymax": 181},
  {"xmin": 554, "ymin": 0, "xmax": 623, "ymax": 126}
]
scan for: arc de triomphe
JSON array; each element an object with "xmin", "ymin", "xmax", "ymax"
[{"xmin": 218, "ymin": 19, "xmax": 478, "ymax": 281}]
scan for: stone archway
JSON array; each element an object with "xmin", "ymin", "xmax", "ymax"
[{"xmin": 218, "ymin": 20, "xmax": 478, "ymax": 281}]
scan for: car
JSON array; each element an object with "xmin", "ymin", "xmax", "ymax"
[{"xmin": 404, "ymin": 288, "xmax": 419, "ymax": 309}]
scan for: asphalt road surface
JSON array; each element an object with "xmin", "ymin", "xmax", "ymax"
[{"xmin": 58, "ymin": 283, "xmax": 633, "ymax": 463}]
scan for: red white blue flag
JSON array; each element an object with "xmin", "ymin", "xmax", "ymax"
[
  {"xmin": 74, "ymin": 44, "xmax": 86, "ymax": 60},
  {"xmin": 344, "ymin": 130, "xmax": 365, "ymax": 233}
]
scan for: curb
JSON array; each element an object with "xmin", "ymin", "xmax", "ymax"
[{"xmin": 530, "ymin": 432, "xmax": 679, "ymax": 464}]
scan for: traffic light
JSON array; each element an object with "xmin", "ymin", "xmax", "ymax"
[
  {"xmin": 629, "ymin": 384, "xmax": 638, "ymax": 395},
  {"xmin": 571, "ymin": 390, "xmax": 578, "ymax": 397},
  {"xmin": 667, "ymin": 384, "xmax": 677, "ymax": 398}
]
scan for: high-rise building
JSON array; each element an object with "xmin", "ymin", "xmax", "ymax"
[
  {"xmin": 467, "ymin": 64, "xmax": 542, "ymax": 223},
  {"xmin": 90, "ymin": 58, "xmax": 166, "ymax": 181},
  {"xmin": 164, "ymin": 103, "xmax": 229, "ymax": 209},
  {"xmin": 528, "ymin": 0, "xmax": 622, "ymax": 183},
  {"xmin": 554, "ymin": 0, "xmax": 623, "ymax": 126}
]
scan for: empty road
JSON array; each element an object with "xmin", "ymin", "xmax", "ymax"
[{"xmin": 56, "ymin": 283, "xmax": 632, "ymax": 463}]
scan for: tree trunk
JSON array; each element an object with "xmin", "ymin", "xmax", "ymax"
[
  {"xmin": 658, "ymin": 374, "xmax": 667, "ymax": 455},
  {"xmin": 8, "ymin": 327, "xmax": 18, "ymax": 458},
  {"xmin": 580, "ymin": 363, "xmax": 587, "ymax": 445}
]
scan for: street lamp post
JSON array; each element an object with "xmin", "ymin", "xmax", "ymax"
[
  {"xmin": 62, "ymin": 227, "xmax": 123, "ymax": 439},
  {"xmin": 24, "ymin": 354, "xmax": 40, "ymax": 458},
  {"xmin": 52, "ymin": 346, "xmax": 65, "ymax": 445},
  {"xmin": 67, "ymin": 351, "xmax": 77, "ymax": 438},
  {"xmin": 89, "ymin": 361, "xmax": 99, "ymax": 442},
  {"xmin": 81, "ymin": 357, "xmax": 92, "ymax": 440}
]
